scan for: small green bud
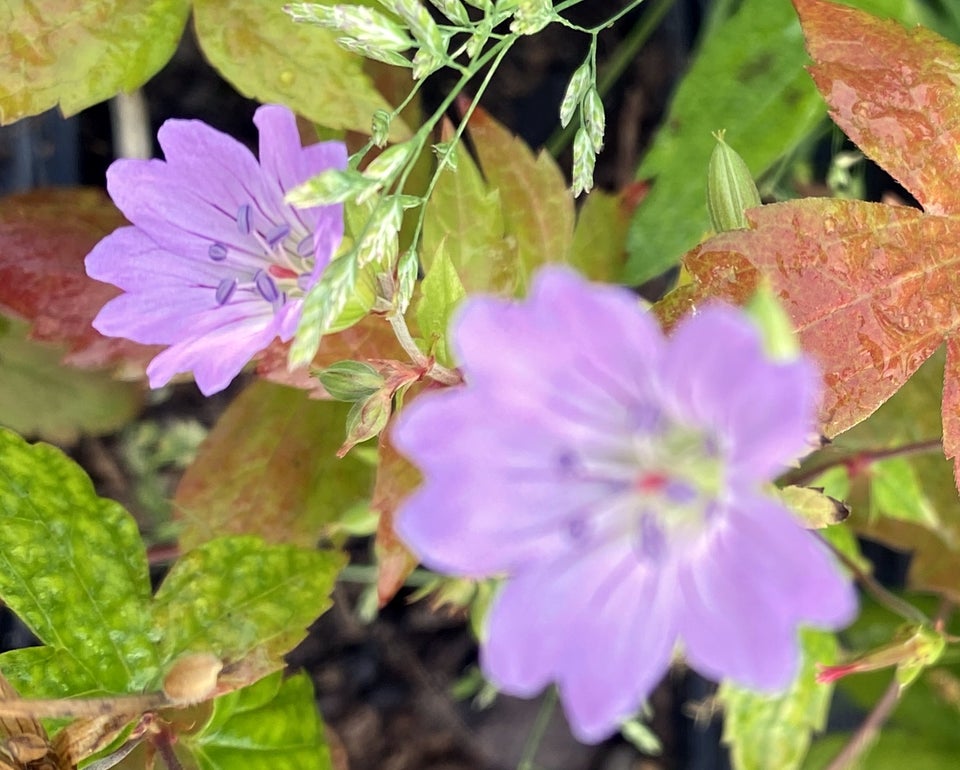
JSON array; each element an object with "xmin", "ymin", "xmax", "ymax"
[
  {"xmin": 412, "ymin": 47, "xmax": 444, "ymax": 80},
  {"xmin": 395, "ymin": 247, "xmax": 420, "ymax": 315},
  {"xmin": 317, "ymin": 361, "xmax": 385, "ymax": 402},
  {"xmin": 325, "ymin": 262, "xmax": 378, "ymax": 333},
  {"xmin": 335, "ymin": 37, "xmax": 412, "ymax": 68},
  {"xmin": 432, "ymin": 139, "xmax": 458, "ymax": 170},
  {"xmin": 379, "ymin": 0, "xmax": 447, "ymax": 58},
  {"xmin": 371, "ymin": 110, "xmax": 393, "ymax": 147},
  {"xmin": 363, "ymin": 142, "xmax": 417, "ymax": 184},
  {"xmin": 289, "ymin": 255, "xmax": 358, "ymax": 368},
  {"xmin": 339, "ymin": 390, "xmax": 393, "ymax": 457},
  {"xmin": 285, "ymin": 3, "xmax": 414, "ymax": 51},
  {"xmin": 285, "ymin": 168, "xmax": 376, "ymax": 207},
  {"xmin": 559, "ymin": 59, "xmax": 591, "ymax": 129},
  {"xmin": 465, "ymin": 18, "xmax": 492, "ymax": 58},
  {"xmin": 571, "ymin": 126, "xmax": 596, "ymax": 197},
  {"xmin": 427, "ymin": 0, "xmax": 470, "ymax": 24},
  {"xmin": 706, "ymin": 130, "xmax": 761, "ymax": 232},
  {"xmin": 356, "ymin": 197, "xmax": 404, "ymax": 268},
  {"xmin": 582, "ymin": 87, "xmax": 605, "ymax": 151},
  {"xmin": 510, "ymin": 0, "xmax": 554, "ymax": 35}
]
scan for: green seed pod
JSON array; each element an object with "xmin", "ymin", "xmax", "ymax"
[
  {"xmin": 572, "ymin": 126, "xmax": 596, "ymax": 197},
  {"xmin": 285, "ymin": 168, "xmax": 376, "ymax": 207},
  {"xmin": 317, "ymin": 361, "xmax": 385, "ymax": 402},
  {"xmin": 582, "ymin": 87, "xmax": 605, "ymax": 151},
  {"xmin": 706, "ymin": 130, "xmax": 761, "ymax": 232}
]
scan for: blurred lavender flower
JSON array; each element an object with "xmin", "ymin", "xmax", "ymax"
[
  {"xmin": 392, "ymin": 266, "xmax": 856, "ymax": 743},
  {"xmin": 86, "ymin": 104, "xmax": 346, "ymax": 395}
]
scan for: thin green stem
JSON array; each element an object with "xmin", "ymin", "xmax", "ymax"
[
  {"xmin": 517, "ymin": 687, "xmax": 558, "ymax": 770},
  {"xmin": 780, "ymin": 438, "xmax": 943, "ymax": 488},
  {"xmin": 387, "ymin": 310, "xmax": 462, "ymax": 384},
  {"xmin": 339, "ymin": 563, "xmax": 437, "ymax": 588}
]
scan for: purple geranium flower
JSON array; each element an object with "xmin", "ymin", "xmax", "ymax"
[
  {"xmin": 392, "ymin": 266, "xmax": 856, "ymax": 743},
  {"xmin": 85, "ymin": 104, "xmax": 346, "ymax": 395}
]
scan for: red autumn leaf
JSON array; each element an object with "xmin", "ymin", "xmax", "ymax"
[
  {"xmin": 657, "ymin": 0, "xmax": 960, "ymax": 481},
  {"xmin": 0, "ymin": 188, "xmax": 158, "ymax": 373}
]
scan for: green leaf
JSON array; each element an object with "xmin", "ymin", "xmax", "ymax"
[
  {"xmin": 719, "ymin": 629, "xmax": 838, "ymax": 770},
  {"xmin": 416, "ymin": 243, "xmax": 466, "ymax": 366},
  {"xmin": 466, "ymin": 105, "xmax": 575, "ymax": 288},
  {"xmin": 623, "ymin": 0, "xmax": 926, "ymax": 285},
  {"xmin": 0, "ymin": 0, "xmax": 190, "ymax": 123},
  {"xmin": 0, "ymin": 317, "xmax": 142, "ymax": 444},
  {"xmin": 569, "ymin": 188, "xmax": 630, "ymax": 282},
  {"xmin": 184, "ymin": 672, "xmax": 332, "ymax": 770},
  {"xmin": 193, "ymin": 0, "xmax": 407, "ymax": 139},
  {"xmin": 152, "ymin": 536, "xmax": 344, "ymax": 670},
  {"xmin": 174, "ymin": 381, "xmax": 373, "ymax": 549},
  {"xmin": 422, "ymin": 120, "xmax": 520, "ymax": 294},
  {"xmin": 870, "ymin": 456, "xmax": 940, "ymax": 528},
  {"xmin": 0, "ymin": 428, "xmax": 159, "ymax": 693}
]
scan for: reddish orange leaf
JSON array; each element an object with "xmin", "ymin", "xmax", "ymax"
[
  {"xmin": 372, "ymin": 424, "xmax": 421, "ymax": 607},
  {"xmin": 174, "ymin": 381, "xmax": 373, "ymax": 549},
  {"xmin": 658, "ymin": 1, "xmax": 960, "ymax": 483},
  {"xmin": 0, "ymin": 188, "xmax": 157, "ymax": 374}
]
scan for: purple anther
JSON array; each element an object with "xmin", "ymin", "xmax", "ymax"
[
  {"xmin": 254, "ymin": 269, "xmax": 280, "ymax": 303},
  {"xmin": 264, "ymin": 224, "xmax": 290, "ymax": 248},
  {"xmin": 215, "ymin": 277, "xmax": 238, "ymax": 305},
  {"xmin": 296, "ymin": 234, "xmax": 315, "ymax": 257},
  {"xmin": 208, "ymin": 243, "xmax": 228, "ymax": 261},
  {"xmin": 664, "ymin": 479, "xmax": 697, "ymax": 504},
  {"xmin": 236, "ymin": 204, "xmax": 253, "ymax": 235}
]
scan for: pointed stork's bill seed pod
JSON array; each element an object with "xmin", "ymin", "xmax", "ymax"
[{"xmin": 706, "ymin": 130, "xmax": 761, "ymax": 232}]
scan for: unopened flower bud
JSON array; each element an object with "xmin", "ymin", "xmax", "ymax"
[
  {"xmin": 412, "ymin": 47, "xmax": 444, "ymax": 80},
  {"xmin": 379, "ymin": 0, "xmax": 447, "ymax": 57},
  {"xmin": 339, "ymin": 390, "xmax": 392, "ymax": 456},
  {"xmin": 706, "ymin": 130, "xmax": 761, "ymax": 232},
  {"xmin": 317, "ymin": 361, "xmax": 386, "ymax": 402}
]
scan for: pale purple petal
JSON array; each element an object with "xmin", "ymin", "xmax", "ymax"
[
  {"xmin": 146, "ymin": 313, "xmax": 281, "ymax": 395},
  {"xmin": 661, "ymin": 305, "xmax": 819, "ymax": 480},
  {"xmin": 85, "ymin": 104, "xmax": 345, "ymax": 395},
  {"xmin": 483, "ymin": 541, "xmax": 679, "ymax": 743},
  {"xmin": 393, "ymin": 266, "xmax": 856, "ymax": 743}
]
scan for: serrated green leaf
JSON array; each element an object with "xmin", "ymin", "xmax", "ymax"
[
  {"xmin": 416, "ymin": 243, "xmax": 465, "ymax": 367},
  {"xmin": 623, "ymin": 0, "xmax": 925, "ymax": 285},
  {"xmin": 0, "ymin": 0, "xmax": 190, "ymax": 123},
  {"xmin": 0, "ymin": 428, "xmax": 159, "ymax": 693},
  {"xmin": 184, "ymin": 672, "xmax": 332, "ymax": 770},
  {"xmin": 174, "ymin": 381, "xmax": 373, "ymax": 549},
  {"xmin": 422, "ymin": 121, "xmax": 520, "ymax": 294},
  {"xmin": 152, "ymin": 536, "xmax": 344, "ymax": 670},
  {"xmin": 0, "ymin": 317, "xmax": 142, "ymax": 445},
  {"xmin": 193, "ymin": 0, "xmax": 407, "ymax": 139},
  {"xmin": 719, "ymin": 629, "xmax": 838, "ymax": 770}
]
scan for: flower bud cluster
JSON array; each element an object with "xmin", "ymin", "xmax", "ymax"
[{"xmin": 561, "ymin": 53, "xmax": 605, "ymax": 196}]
